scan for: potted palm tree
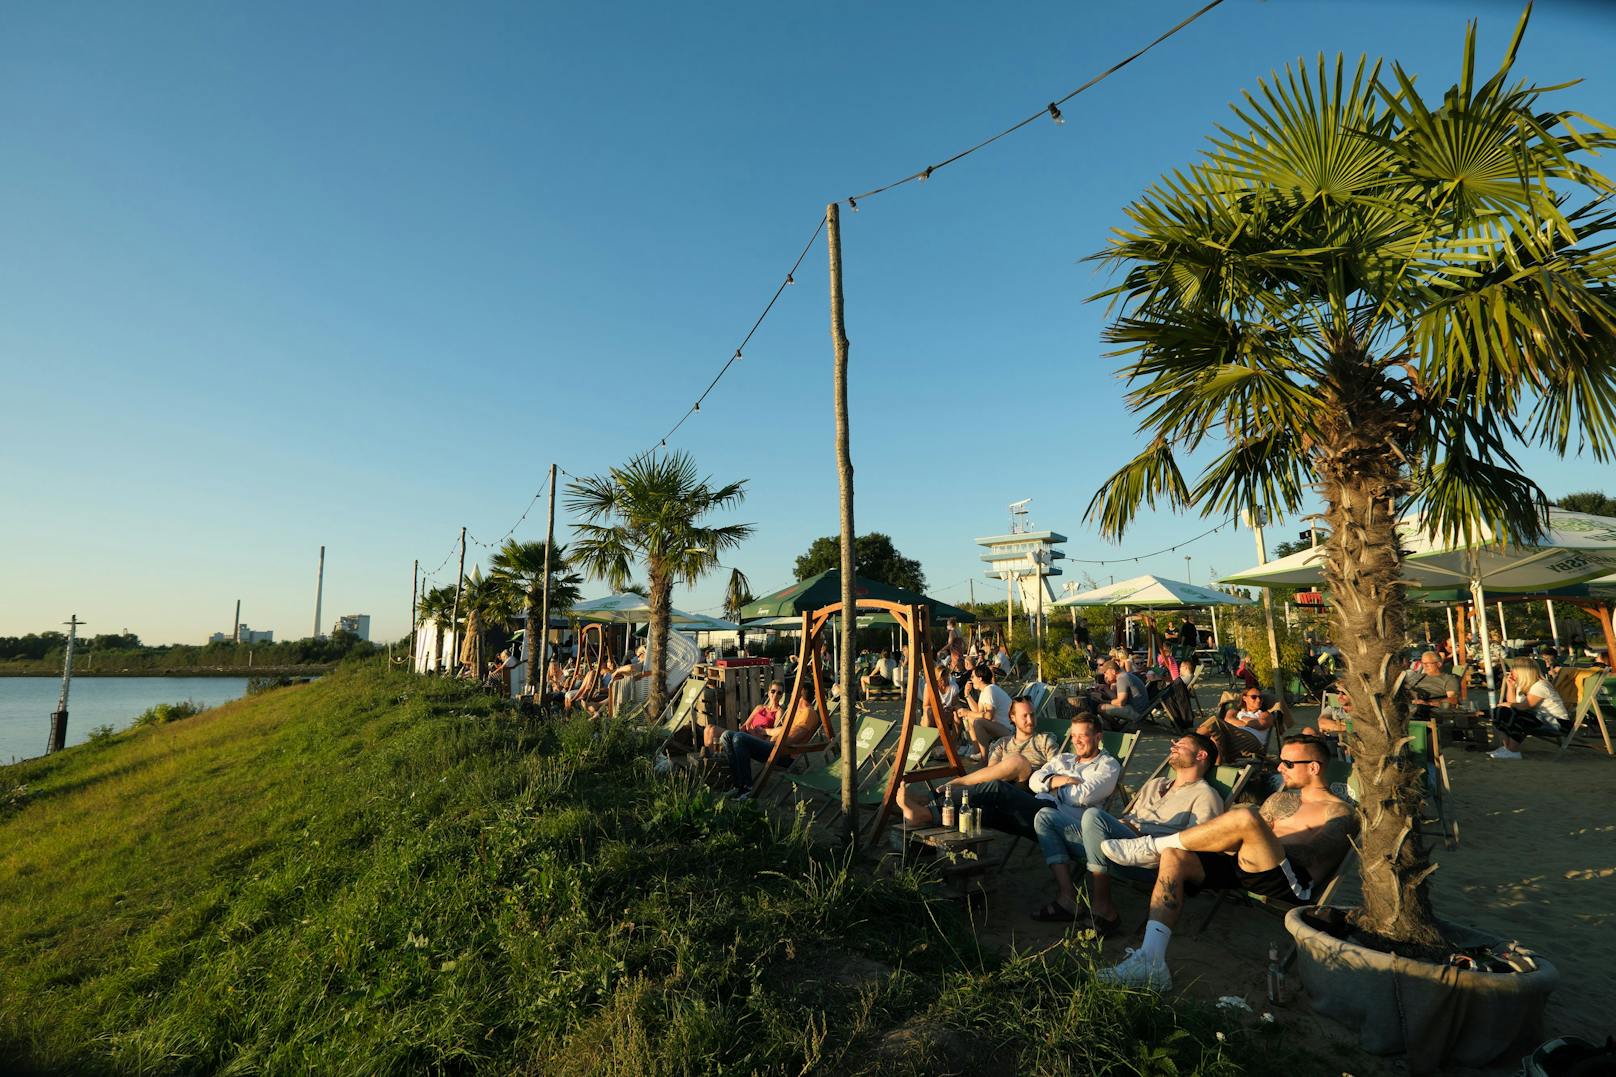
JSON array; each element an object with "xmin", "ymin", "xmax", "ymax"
[
  {"xmin": 565, "ymin": 452, "xmax": 753, "ymax": 720},
  {"xmin": 1086, "ymin": 9, "xmax": 1614, "ymax": 1069}
]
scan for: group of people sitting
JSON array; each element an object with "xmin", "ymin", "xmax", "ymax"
[{"xmin": 891, "ymin": 699, "xmax": 1354, "ymax": 990}]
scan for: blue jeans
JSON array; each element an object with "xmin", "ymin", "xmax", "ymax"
[
  {"xmin": 721, "ymin": 729, "xmax": 774, "ymax": 792},
  {"xmin": 1034, "ymin": 806, "xmax": 1086, "ymax": 867},
  {"xmin": 965, "ymin": 779, "xmax": 1046, "ymax": 839},
  {"xmin": 1079, "ymin": 809, "xmax": 1159, "ymax": 885}
]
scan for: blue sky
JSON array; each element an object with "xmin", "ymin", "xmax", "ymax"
[{"xmin": 6, "ymin": 0, "xmax": 1616, "ymax": 644}]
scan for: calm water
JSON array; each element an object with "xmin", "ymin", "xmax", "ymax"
[{"xmin": 0, "ymin": 677, "xmax": 250, "ymax": 765}]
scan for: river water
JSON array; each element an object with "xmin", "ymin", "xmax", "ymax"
[{"xmin": 0, "ymin": 677, "xmax": 250, "ymax": 765}]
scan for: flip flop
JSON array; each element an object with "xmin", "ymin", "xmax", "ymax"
[{"xmin": 1031, "ymin": 901, "xmax": 1082, "ymax": 923}]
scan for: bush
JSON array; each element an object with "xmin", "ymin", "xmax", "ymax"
[
  {"xmin": 86, "ymin": 724, "xmax": 115, "ymax": 743},
  {"xmin": 131, "ymin": 700, "xmax": 208, "ymax": 727}
]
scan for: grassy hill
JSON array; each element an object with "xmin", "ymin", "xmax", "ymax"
[{"xmin": 1, "ymin": 663, "xmax": 1308, "ymax": 1075}]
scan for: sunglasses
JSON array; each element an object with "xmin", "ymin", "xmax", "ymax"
[{"xmin": 1276, "ymin": 758, "xmax": 1318, "ymax": 769}]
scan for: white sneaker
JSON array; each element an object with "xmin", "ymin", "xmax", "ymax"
[
  {"xmin": 1098, "ymin": 947, "xmax": 1172, "ymax": 992},
  {"xmin": 1487, "ymin": 747, "xmax": 1522, "ymax": 760},
  {"xmin": 1100, "ymin": 834, "xmax": 1161, "ymax": 868}
]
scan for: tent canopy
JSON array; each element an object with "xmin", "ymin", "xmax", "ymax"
[
  {"xmin": 738, "ymin": 569, "xmax": 976, "ymax": 624},
  {"xmin": 571, "ymin": 593, "xmax": 738, "ymax": 630},
  {"xmin": 1219, "ymin": 509, "xmax": 1616, "ymax": 593},
  {"xmin": 1051, "ymin": 574, "xmax": 1255, "ymax": 609}
]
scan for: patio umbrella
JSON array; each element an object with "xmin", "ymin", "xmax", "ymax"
[
  {"xmin": 738, "ymin": 569, "xmax": 976, "ymax": 623},
  {"xmin": 1219, "ymin": 510, "xmax": 1616, "ymax": 704},
  {"xmin": 571, "ymin": 594, "xmax": 736, "ymax": 628},
  {"xmin": 1051, "ymin": 574, "xmax": 1256, "ymax": 609}
]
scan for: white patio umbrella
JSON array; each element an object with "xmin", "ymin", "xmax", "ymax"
[
  {"xmin": 1218, "ymin": 510, "xmax": 1616, "ymax": 705},
  {"xmin": 571, "ymin": 593, "xmax": 736, "ymax": 629},
  {"xmin": 1051, "ymin": 574, "xmax": 1257, "ymax": 609}
]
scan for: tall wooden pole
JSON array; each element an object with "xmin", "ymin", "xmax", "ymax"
[
  {"xmin": 449, "ymin": 527, "xmax": 467, "ymax": 675},
  {"xmin": 49, "ymin": 614, "xmax": 83, "ymax": 754},
  {"xmin": 409, "ymin": 559, "xmax": 419, "ymax": 669},
  {"xmin": 827, "ymin": 202, "xmax": 858, "ymax": 848},
  {"xmin": 537, "ymin": 464, "xmax": 558, "ymax": 703}
]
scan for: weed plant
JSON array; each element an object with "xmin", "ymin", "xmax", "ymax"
[{"xmin": 0, "ymin": 663, "xmax": 1339, "ymax": 1075}]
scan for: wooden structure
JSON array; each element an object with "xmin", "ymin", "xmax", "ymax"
[
  {"xmin": 752, "ymin": 600, "xmax": 964, "ymax": 836},
  {"xmin": 563, "ymin": 622, "xmax": 613, "ymax": 710}
]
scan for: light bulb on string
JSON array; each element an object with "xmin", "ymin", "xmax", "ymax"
[
  {"xmin": 847, "ymin": 197, "xmax": 858, "ymax": 212},
  {"xmin": 693, "ymin": 401, "xmax": 700, "ymax": 412},
  {"xmin": 1047, "ymin": 102, "xmax": 1064, "ymax": 125},
  {"xmin": 734, "ymin": 349, "xmax": 743, "ymax": 361},
  {"xmin": 919, "ymin": 165, "xmax": 934, "ymax": 183},
  {"xmin": 785, "ymin": 273, "xmax": 795, "ymax": 286}
]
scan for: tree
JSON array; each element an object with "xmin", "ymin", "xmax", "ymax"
[
  {"xmin": 793, "ymin": 533, "xmax": 926, "ymax": 593},
  {"xmin": 490, "ymin": 539, "xmax": 583, "ymax": 690},
  {"xmin": 566, "ymin": 452, "xmax": 753, "ymax": 719},
  {"xmin": 1086, "ymin": 12, "xmax": 1616, "ymax": 946},
  {"xmin": 1556, "ymin": 490, "xmax": 1616, "ymax": 517},
  {"xmin": 722, "ymin": 567, "xmax": 755, "ymax": 623},
  {"xmin": 416, "ymin": 585, "xmax": 458, "ymax": 672}
]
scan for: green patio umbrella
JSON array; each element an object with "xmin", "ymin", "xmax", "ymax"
[{"xmin": 737, "ymin": 569, "xmax": 976, "ymax": 624}]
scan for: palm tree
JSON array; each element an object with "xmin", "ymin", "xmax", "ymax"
[
  {"xmin": 416, "ymin": 585, "xmax": 458, "ymax": 673},
  {"xmin": 490, "ymin": 539, "xmax": 583, "ymax": 692},
  {"xmin": 1086, "ymin": 12, "xmax": 1616, "ymax": 946},
  {"xmin": 722, "ymin": 567, "xmax": 755, "ymax": 623},
  {"xmin": 566, "ymin": 452, "xmax": 753, "ymax": 718}
]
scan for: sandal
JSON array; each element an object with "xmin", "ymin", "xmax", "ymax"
[
  {"xmin": 1031, "ymin": 901, "xmax": 1082, "ymax": 923},
  {"xmin": 1088, "ymin": 912, "xmax": 1123, "ymax": 938}
]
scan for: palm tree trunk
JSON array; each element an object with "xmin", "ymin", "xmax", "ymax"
[
  {"xmin": 648, "ymin": 568, "xmax": 673, "ymax": 720},
  {"xmin": 524, "ymin": 594, "xmax": 538, "ymax": 696},
  {"xmin": 1318, "ymin": 403, "xmax": 1443, "ymax": 947}
]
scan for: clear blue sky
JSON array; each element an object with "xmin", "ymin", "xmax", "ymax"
[{"xmin": 7, "ymin": 0, "xmax": 1616, "ymax": 644}]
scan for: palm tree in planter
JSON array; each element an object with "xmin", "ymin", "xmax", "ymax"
[
  {"xmin": 490, "ymin": 539, "xmax": 583, "ymax": 694},
  {"xmin": 566, "ymin": 452, "xmax": 753, "ymax": 719},
  {"xmin": 1088, "ymin": 7, "xmax": 1616, "ymax": 965}
]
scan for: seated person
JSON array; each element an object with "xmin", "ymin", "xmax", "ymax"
[
  {"xmin": 928, "ymin": 713, "xmax": 1117, "ymax": 840},
  {"xmin": 1200, "ymin": 687, "xmax": 1274, "ymax": 760},
  {"xmin": 1233, "ymin": 654, "xmax": 1262, "ymax": 692},
  {"xmin": 994, "ymin": 643, "xmax": 1013, "ymax": 678},
  {"xmin": 1098, "ymin": 733, "xmax": 1356, "ymax": 990},
  {"xmin": 860, "ymin": 650, "xmax": 900, "ymax": 692},
  {"xmin": 1490, "ymin": 656, "xmax": 1571, "ymax": 759},
  {"xmin": 1404, "ymin": 650, "xmax": 1460, "ymax": 716},
  {"xmin": 956, "ymin": 664, "xmax": 1012, "ymax": 761},
  {"xmin": 1096, "ymin": 660, "xmax": 1149, "ymax": 731},
  {"xmin": 1032, "ymin": 732, "xmax": 1224, "ymax": 930},
  {"xmin": 897, "ymin": 695, "xmax": 1061, "ymax": 830},
  {"xmin": 705, "ymin": 681, "xmax": 786, "ymax": 754},
  {"xmin": 720, "ymin": 688, "xmax": 824, "ymax": 798}
]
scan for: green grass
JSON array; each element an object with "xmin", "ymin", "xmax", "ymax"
[{"xmin": 1, "ymin": 663, "xmax": 1341, "ymax": 1075}]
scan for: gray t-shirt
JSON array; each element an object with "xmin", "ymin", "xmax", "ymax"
[
  {"xmin": 1114, "ymin": 671, "xmax": 1148, "ymax": 715},
  {"xmin": 1405, "ymin": 670, "xmax": 1460, "ymax": 703},
  {"xmin": 1126, "ymin": 776, "xmax": 1224, "ymax": 836}
]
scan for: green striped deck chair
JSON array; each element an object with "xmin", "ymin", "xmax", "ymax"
[
  {"xmin": 858, "ymin": 725, "xmax": 941, "ymax": 807},
  {"xmin": 783, "ymin": 716, "xmax": 897, "ymax": 814}
]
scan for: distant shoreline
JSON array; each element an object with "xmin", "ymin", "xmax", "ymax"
[{"xmin": 0, "ymin": 666, "xmax": 335, "ymax": 679}]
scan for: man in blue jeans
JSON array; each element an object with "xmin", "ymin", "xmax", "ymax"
[{"xmin": 1031, "ymin": 731, "xmax": 1223, "ymax": 932}]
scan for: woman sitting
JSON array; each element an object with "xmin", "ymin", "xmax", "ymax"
[
  {"xmin": 1200, "ymin": 687, "xmax": 1274, "ymax": 761},
  {"xmin": 705, "ymin": 681, "xmax": 786, "ymax": 754},
  {"xmin": 1490, "ymin": 657, "xmax": 1570, "ymax": 760}
]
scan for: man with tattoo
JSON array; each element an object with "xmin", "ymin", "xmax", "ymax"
[{"xmin": 1095, "ymin": 733, "xmax": 1355, "ymax": 990}]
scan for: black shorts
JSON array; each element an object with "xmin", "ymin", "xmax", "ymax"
[{"xmin": 1190, "ymin": 851, "xmax": 1314, "ymax": 902}]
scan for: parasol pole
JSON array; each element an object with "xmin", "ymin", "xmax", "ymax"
[
  {"xmin": 1546, "ymin": 600, "xmax": 1560, "ymax": 648},
  {"xmin": 1470, "ymin": 548, "xmax": 1498, "ymax": 710}
]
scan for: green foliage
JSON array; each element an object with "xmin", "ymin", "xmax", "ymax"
[
  {"xmin": 130, "ymin": 699, "xmax": 208, "ymax": 727},
  {"xmin": 793, "ymin": 532, "xmax": 927, "ymax": 593},
  {"xmin": 0, "ymin": 663, "xmax": 1338, "ymax": 1076},
  {"xmin": 86, "ymin": 724, "xmax": 115, "ymax": 743},
  {"xmin": 1556, "ymin": 490, "xmax": 1616, "ymax": 517}
]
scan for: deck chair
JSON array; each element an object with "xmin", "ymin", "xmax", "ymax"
[
  {"xmin": 1022, "ymin": 681, "xmax": 1053, "ymax": 719},
  {"xmin": 1557, "ymin": 669, "xmax": 1612, "ymax": 757},
  {"xmin": 860, "ymin": 726, "xmax": 942, "ymax": 808},
  {"xmin": 782, "ymin": 716, "xmax": 897, "ymax": 817},
  {"xmin": 1408, "ymin": 720, "xmax": 1458, "ymax": 849},
  {"xmin": 1148, "ymin": 678, "xmax": 1197, "ymax": 733}
]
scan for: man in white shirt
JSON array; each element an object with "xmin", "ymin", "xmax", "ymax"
[
  {"xmin": 958, "ymin": 664, "xmax": 1013, "ymax": 761},
  {"xmin": 860, "ymin": 650, "xmax": 900, "ymax": 693},
  {"xmin": 1032, "ymin": 731, "xmax": 1222, "ymax": 929}
]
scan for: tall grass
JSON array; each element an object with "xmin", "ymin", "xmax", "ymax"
[{"xmin": 0, "ymin": 664, "xmax": 1354, "ymax": 1075}]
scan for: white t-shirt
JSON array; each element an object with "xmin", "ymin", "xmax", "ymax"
[
  {"xmin": 977, "ymin": 682, "xmax": 1012, "ymax": 724},
  {"xmin": 1525, "ymin": 679, "xmax": 1570, "ymax": 726}
]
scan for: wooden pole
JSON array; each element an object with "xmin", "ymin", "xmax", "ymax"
[
  {"xmin": 827, "ymin": 201, "xmax": 858, "ymax": 848},
  {"xmin": 1250, "ymin": 512, "xmax": 1287, "ymax": 714},
  {"xmin": 537, "ymin": 464, "xmax": 558, "ymax": 705},
  {"xmin": 49, "ymin": 614, "xmax": 83, "ymax": 753},
  {"xmin": 409, "ymin": 559, "xmax": 419, "ymax": 669},
  {"xmin": 449, "ymin": 527, "xmax": 467, "ymax": 676},
  {"xmin": 1547, "ymin": 599, "xmax": 1561, "ymax": 648}
]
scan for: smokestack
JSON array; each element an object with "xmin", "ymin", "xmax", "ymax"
[
  {"xmin": 233, "ymin": 599, "xmax": 241, "ymax": 644},
  {"xmin": 314, "ymin": 546, "xmax": 326, "ymax": 640}
]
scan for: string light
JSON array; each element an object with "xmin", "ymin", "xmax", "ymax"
[
  {"xmin": 847, "ymin": 197, "xmax": 858, "ymax": 212},
  {"xmin": 693, "ymin": 401, "xmax": 701, "ymax": 412},
  {"xmin": 1047, "ymin": 102, "xmax": 1064, "ymax": 125},
  {"xmin": 919, "ymin": 165, "xmax": 934, "ymax": 183}
]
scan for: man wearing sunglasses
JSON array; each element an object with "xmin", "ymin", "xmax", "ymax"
[
  {"xmin": 1198, "ymin": 688, "xmax": 1274, "ymax": 762},
  {"xmin": 1097, "ymin": 733, "xmax": 1354, "ymax": 991}
]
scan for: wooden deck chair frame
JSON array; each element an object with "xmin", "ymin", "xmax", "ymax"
[
  {"xmin": 782, "ymin": 715, "xmax": 899, "ymax": 819},
  {"xmin": 1557, "ymin": 669, "xmax": 1612, "ymax": 757},
  {"xmin": 752, "ymin": 601, "xmax": 965, "ymax": 825},
  {"xmin": 561, "ymin": 622, "xmax": 612, "ymax": 712}
]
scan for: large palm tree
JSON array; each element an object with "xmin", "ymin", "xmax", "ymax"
[
  {"xmin": 566, "ymin": 452, "xmax": 753, "ymax": 718},
  {"xmin": 1087, "ymin": 12, "xmax": 1616, "ymax": 945},
  {"xmin": 490, "ymin": 539, "xmax": 583, "ymax": 693}
]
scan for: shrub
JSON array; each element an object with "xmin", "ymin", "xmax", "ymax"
[
  {"xmin": 86, "ymin": 724, "xmax": 115, "ymax": 743},
  {"xmin": 131, "ymin": 700, "xmax": 208, "ymax": 727}
]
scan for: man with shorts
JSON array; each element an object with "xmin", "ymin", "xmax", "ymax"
[
  {"xmin": 1096, "ymin": 733, "xmax": 1355, "ymax": 990},
  {"xmin": 957, "ymin": 663, "xmax": 1012, "ymax": 761}
]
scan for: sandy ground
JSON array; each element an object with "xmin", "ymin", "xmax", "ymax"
[{"xmin": 851, "ymin": 684, "xmax": 1616, "ymax": 1073}]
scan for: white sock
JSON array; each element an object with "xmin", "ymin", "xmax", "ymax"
[
  {"xmin": 1139, "ymin": 920, "xmax": 1172, "ymax": 963},
  {"xmin": 1156, "ymin": 833, "xmax": 1184, "ymax": 851}
]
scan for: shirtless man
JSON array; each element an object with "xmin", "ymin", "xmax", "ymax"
[{"xmin": 1096, "ymin": 733, "xmax": 1355, "ymax": 990}]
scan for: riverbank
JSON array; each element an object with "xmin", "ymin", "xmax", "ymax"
[{"xmin": 0, "ymin": 664, "xmax": 333, "ymax": 677}]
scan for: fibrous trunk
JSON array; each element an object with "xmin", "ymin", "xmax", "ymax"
[
  {"xmin": 648, "ymin": 570, "xmax": 673, "ymax": 720},
  {"xmin": 1317, "ymin": 371, "xmax": 1443, "ymax": 947}
]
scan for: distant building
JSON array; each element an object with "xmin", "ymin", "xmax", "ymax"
[
  {"xmin": 209, "ymin": 624, "xmax": 274, "ymax": 644},
  {"xmin": 332, "ymin": 614, "xmax": 371, "ymax": 641}
]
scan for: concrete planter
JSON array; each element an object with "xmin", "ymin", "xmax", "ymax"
[{"xmin": 1284, "ymin": 906, "xmax": 1560, "ymax": 1074}]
